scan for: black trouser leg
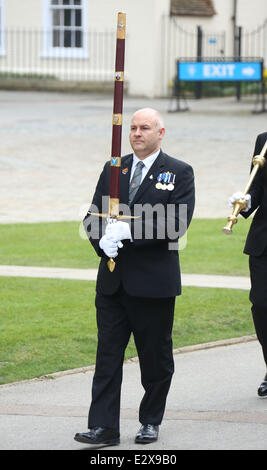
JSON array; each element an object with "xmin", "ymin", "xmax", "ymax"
[
  {"xmin": 251, "ymin": 305, "xmax": 267, "ymax": 366},
  {"xmin": 249, "ymin": 254, "xmax": 267, "ymax": 367},
  {"xmin": 88, "ymin": 290, "xmax": 131, "ymax": 432},
  {"xmin": 125, "ymin": 295, "xmax": 175, "ymax": 425}
]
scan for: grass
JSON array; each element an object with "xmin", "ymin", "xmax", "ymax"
[
  {"xmin": 0, "ymin": 218, "xmax": 253, "ymax": 384},
  {"xmin": 180, "ymin": 218, "xmax": 249, "ymax": 276},
  {"xmin": 0, "ymin": 276, "xmax": 254, "ymax": 385},
  {"xmin": 0, "ymin": 277, "xmax": 97, "ymax": 385},
  {"xmin": 0, "ymin": 218, "xmax": 250, "ymax": 275},
  {"xmin": 0, "ymin": 221, "xmax": 99, "ymax": 269}
]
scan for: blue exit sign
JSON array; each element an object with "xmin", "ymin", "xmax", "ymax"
[{"xmin": 178, "ymin": 61, "xmax": 262, "ymax": 81}]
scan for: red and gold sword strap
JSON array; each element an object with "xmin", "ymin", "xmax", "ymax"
[{"xmin": 109, "ymin": 12, "xmax": 126, "ymax": 217}]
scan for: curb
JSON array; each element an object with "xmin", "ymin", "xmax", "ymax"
[{"xmin": 0, "ymin": 334, "xmax": 256, "ymax": 389}]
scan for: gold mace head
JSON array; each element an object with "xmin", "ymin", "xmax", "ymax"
[
  {"xmin": 253, "ymin": 155, "xmax": 266, "ymax": 167},
  {"xmin": 222, "ymin": 200, "xmax": 247, "ymax": 235}
]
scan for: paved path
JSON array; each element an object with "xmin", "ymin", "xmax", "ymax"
[
  {"xmin": 0, "ymin": 91, "xmax": 267, "ymax": 223},
  {"xmin": 1, "ymin": 92, "xmax": 265, "ymax": 451},
  {"xmin": 0, "ymin": 265, "xmax": 251, "ymax": 290},
  {"xmin": 1, "ymin": 338, "xmax": 267, "ymax": 450}
]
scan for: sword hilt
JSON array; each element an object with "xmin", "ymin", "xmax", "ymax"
[
  {"xmin": 88, "ymin": 211, "xmax": 138, "ymax": 272},
  {"xmin": 107, "ymin": 258, "xmax": 116, "ymax": 272}
]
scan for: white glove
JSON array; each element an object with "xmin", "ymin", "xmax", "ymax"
[
  {"xmin": 99, "ymin": 234, "xmax": 122, "ymax": 258},
  {"xmin": 105, "ymin": 221, "xmax": 132, "ymax": 242},
  {"xmin": 229, "ymin": 191, "xmax": 251, "ymax": 213}
]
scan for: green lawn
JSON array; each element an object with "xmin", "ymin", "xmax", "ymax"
[
  {"xmin": 0, "ymin": 218, "xmax": 250, "ymax": 275},
  {"xmin": 0, "ymin": 218, "xmax": 253, "ymax": 385},
  {"xmin": 0, "ymin": 221, "xmax": 99, "ymax": 269},
  {"xmin": 0, "ymin": 276, "xmax": 253, "ymax": 385},
  {"xmin": 180, "ymin": 218, "xmax": 249, "ymax": 276}
]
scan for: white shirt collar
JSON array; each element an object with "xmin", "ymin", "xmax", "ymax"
[{"xmin": 132, "ymin": 149, "xmax": 160, "ymax": 170}]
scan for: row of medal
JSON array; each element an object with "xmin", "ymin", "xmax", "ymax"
[{"xmin": 155, "ymin": 172, "xmax": 176, "ymax": 191}]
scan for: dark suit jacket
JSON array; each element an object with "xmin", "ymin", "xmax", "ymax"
[
  {"xmin": 242, "ymin": 132, "xmax": 267, "ymax": 256},
  {"xmin": 84, "ymin": 150, "xmax": 195, "ymax": 298}
]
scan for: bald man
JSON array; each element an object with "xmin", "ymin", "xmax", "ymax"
[{"xmin": 75, "ymin": 108, "xmax": 195, "ymax": 447}]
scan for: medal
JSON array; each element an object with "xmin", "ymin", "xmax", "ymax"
[{"xmin": 156, "ymin": 172, "xmax": 176, "ymax": 190}]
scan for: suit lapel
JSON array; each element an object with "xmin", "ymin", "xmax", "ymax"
[
  {"xmin": 130, "ymin": 150, "xmax": 166, "ymax": 207},
  {"xmin": 120, "ymin": 154, "xmax": 133, "ymax": 205}
]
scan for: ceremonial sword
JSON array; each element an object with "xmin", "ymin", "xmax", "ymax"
[
  {"xmin": 106, "ymin": 12, "xmax": 126, "ymax": 272},
  {"xmin": 89, "ymin": 13, "xmax": 135, "ymax": 273}
]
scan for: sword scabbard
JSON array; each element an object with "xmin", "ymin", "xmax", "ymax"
[{"xmin": 107, "ymin": 12, "xmax": 126, "ymax": 271}]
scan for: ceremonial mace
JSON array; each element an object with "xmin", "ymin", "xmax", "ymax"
[
  {"xmin": 89, "ymin": 13, "xmax": 132, "ymax": 272},
  {"xmin": 222, "ymin": 140, "xmax": 267, "ymax": 235}
]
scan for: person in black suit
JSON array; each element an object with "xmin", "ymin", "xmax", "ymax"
[
  {"xmin": 229, "ymin": 132, "xmax": 267, "ymax": 397},
  {"xmin": 74, "ymin": 108, "xmax": 195, "ymax": 447}
]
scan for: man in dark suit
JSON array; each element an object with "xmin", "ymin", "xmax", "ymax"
[
  {"xmin": 229, "ymin": 132, "xmax": 267, "ymax": 397},
  {"xmin": 74, "ymin": 108, "xmax": 195, "ymax": 447}
]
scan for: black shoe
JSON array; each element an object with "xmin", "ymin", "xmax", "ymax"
[
  {"xmin": 74, "ymin": 427, "xmax": 120, "ymax": 447},
  {"xmin": 258, "ymin": 373, "xmax": 267, "ymax": 398},
  {"xmin": 135, "ymin": 424, "xmax": 159, "ymax": 444}
]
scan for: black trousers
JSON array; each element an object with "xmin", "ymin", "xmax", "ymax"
[
  {"xmin": 249, "ymin": 254, "xmax": 267, "ymax": 366},
  {"xmin": 88, "ymin": 286, "xmax": 175, "ymax": 432}
]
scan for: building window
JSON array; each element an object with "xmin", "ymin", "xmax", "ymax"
[
  {"xmin": 42, "ymin": 0, "xmax": 87, "ymax": 57},
  {"xmin": 51, "ymin": 0, "xmax": 83, "ymax": 48}
]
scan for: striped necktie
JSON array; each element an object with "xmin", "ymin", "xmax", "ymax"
[{"xmin": 128, "ymin": 161, "xmax": 145, "ymax": 204}]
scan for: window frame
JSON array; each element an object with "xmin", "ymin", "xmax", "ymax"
[{"xmin": 42, "ymin": 0, "xmax": 88, "ymax": 58}]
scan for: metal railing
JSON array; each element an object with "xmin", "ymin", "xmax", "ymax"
[
  {"xmin": 0, "ymin": 22, "xmax": 266, "ymax": 96},
  {"xmin": 160, "ymin": 16, "xmax": 226, "ymax": 95},
  {"xmin": 0, "ymin": 29, "xmax": 116, "ymax": 82},
  {"xmin": 242, "ymin": 20, "xmax": 267, "ymax": 65},
  {"xmin": 160, "ymin": 16, "xmax": 267, "ymax": 97}
]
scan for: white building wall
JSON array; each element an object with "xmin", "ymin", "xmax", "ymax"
[
  {"xmin": 173, "ymin": 0, "xmax": 267, "ymax": 57},
  {"xmin": 85, "ymin": 0, "xmax": 170, "ymax": 96},
  {"xmin": 4, "ymin": 0, "xmax": 171, "ymax": 97},
  {"xmin": 1, "ymin": 0, "xmax": 267, "ymax": 97},
  {"xmin": 5, "ymin": 0, "xmax": 42, "ymax": 28},
  {"xmin": 236, "ymin": 0, "xmax": 267, "ymax": 28},
  {"xmin": 4, "ymin": 0, "xmax": 263, "ymax": 32}
]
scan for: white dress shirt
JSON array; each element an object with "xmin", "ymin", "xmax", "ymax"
[{"xmin": 130, "ymin": 150, "xmax": 160, "ymax": 183}]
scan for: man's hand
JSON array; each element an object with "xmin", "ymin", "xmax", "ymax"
[
  {"xmin": 99, "ymin": 235, "xmax": 123, "ymax": 258},
  {"xmin": 105, "ymin": 221, "xmax": 132, "ymax": 243},
  {"xmin": 229, "ymin": 192, "xmax": 251, "ymax": 213}
]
